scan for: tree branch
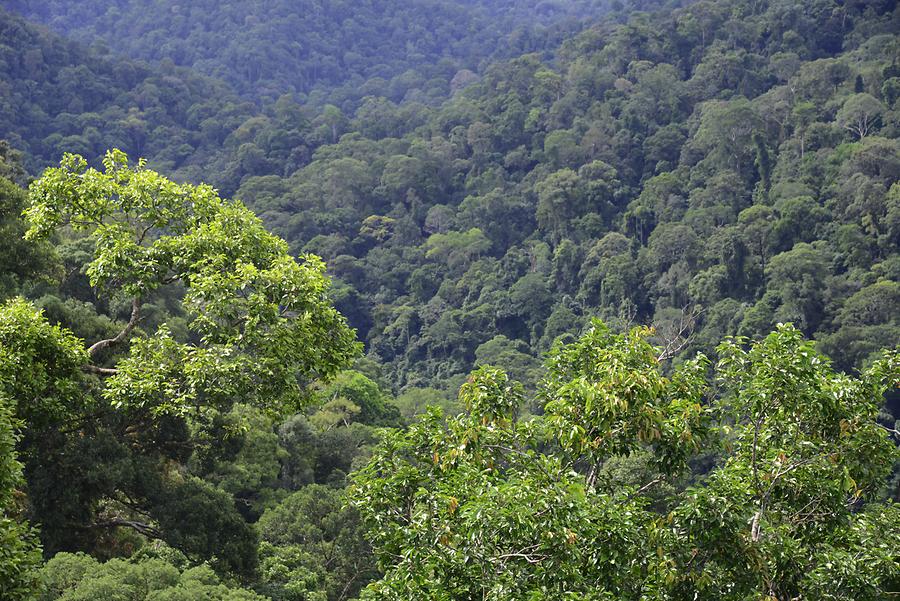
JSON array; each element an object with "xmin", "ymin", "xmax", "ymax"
[
  {"xmin": 657, "ymin": 305, "xmax": 703, "ymax": 361},
  {"xmin": 88, "ymin": 518, "xmax": 163, "ymax": 540},
  {"xmin": 878, "ymin": 423, "xmax": 900, "ymax": 440},
  {"xmin": 630, "ymin": 477, "xmax": 664, "ymax": 499},
  {"xmin": 82, "ymin": 364, "xmax": 119, "ymax": 376},
  {"xmin": 87, "ymin": 297, "xmax": 142, "ymax": 358}
]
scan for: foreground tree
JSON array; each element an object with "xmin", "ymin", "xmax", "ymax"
[
  {"xmin": 3, "ymin": 150, "xmax": 360, "ymax": 577},
  {"xmin": 25, "ymin": 150, "xmax": 360, "ymax": 416},
  {"xmin": 667, "ymin": 326, "xmax": 899, "ymax": 599},
  {"xmin": 0, "ymin": 391, "xmax": 41, "ymax": 601},
  {"xmin": 351, "ymin": 321, "xmax": 900, "ymax": 599}
]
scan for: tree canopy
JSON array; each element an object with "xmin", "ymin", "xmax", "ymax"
[
  {"xmin": 0, "ymin": 0, "xmax": 898, "ymax": 598},
  {"xmin": 351, "ymin": 323, "xmax": 900, "ymax": 599}
]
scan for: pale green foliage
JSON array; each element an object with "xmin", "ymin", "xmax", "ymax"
[
  {"xmin": 391, "ymin": 387, "xmax": 459, "ymax": 420},
  {"xmin": 351, "ymin": 365, "xmax": 657, "ymax": 599},
  {"xmin": 544, "ymin": 320, "xmax": 713, "ymax": 476},
  {"xmin": 663, "ymin": 325, "xmax": 900, "ymax": 598},
  {"xmin": 0, "ymin": 176, "xmax": 57, "ymax": 299},
  {"xmin": 423, "ymin": 228, "xmax": 490, "ymax": 272},
  {"xmin": 315, "ymin": 370, "xmax": 397, "ymax": 425},
  {"xmin": 535, "ymin": 168, "xmax": 585, "ymax": 239},
  {"xmin": 689, "ymin": 97, "xmax": 762, "ymax": 173},
  {"xmin": 0, "ymin": 298, "xmax": 88, "ymax": 430},
  {"xmin": 308, "ymin": 397, "xmax": 361, "ymax": 431},
  {"xmin": 836, "ymin": 93, "xmax": 885, "ymax": 139},
  {"xmin": 352, "ymin": 323, "xmax": 900, "ymax": 599},
  {"xmin": 25, "ymin": 150, "xmax": 361, "ymax": 416},
  {"xmin": 39, "ymin": 553, "xmax": 266, "ymax": 601}
]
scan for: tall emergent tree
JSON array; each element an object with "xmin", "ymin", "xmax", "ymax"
[
  {"xmin": 351, "ymin": 321, "xmax": 900, "ymax": 599},
  {"xmin": 3, "ymin": 150, "xmax": 359, "ymax": 578},
  {"xmin": 24, "ymin": 150, "xmax": 360, "ymax": 414}
]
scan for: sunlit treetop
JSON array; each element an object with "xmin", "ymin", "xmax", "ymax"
[{"xmin": 24, "ymin": 150, "xmax": 361, "ymax": 416}]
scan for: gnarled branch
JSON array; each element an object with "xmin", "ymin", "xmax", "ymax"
[
  {"xmin": 82, "ymin": 364, "xmax": 119, "ymax": 376},
  {"xmin": 89, "ymin": 518, "xmax": 163, "ymax": 540},
  {"xmin": 87, "ymin": 297, "xmax": 141, "ymax": 358}
]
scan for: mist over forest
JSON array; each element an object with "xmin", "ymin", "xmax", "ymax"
[{"xmin": 1, "ymin": 1, "xmax": 899, "ymax": 599}]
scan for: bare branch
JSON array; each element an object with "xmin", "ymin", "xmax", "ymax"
[
  {"xmin": 878, "ymin": 423, "xmax": 900, "ymax": 440},
  {"xmin": 88, "ymin": 518, "xmax": 163, "ymax": 540},
  {"xmin": 630, "ymin": 477, "xmax": 664, "ymax": 499},
  {"xmin": 657, "ymin": 305, "xmax": 704, "ymax": 361},
  {"xmin": 82, "ymin": 364, "xmax": 119, "ymax": 376},
  {"xmin": 87, "ymin": 297, "xmax": 142, "ymax": 358},
  {"xmin": 750, "ymin": 509, "xmax": 763, "ymax": 542}
]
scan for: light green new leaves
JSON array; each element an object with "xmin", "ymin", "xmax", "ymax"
[
  {"xmin": 40, "ymin": 553, "xmax": 267, "ymax": 601},
  {"xmin": 354, "ymin": 322, "xmax": 899, "ymax": 600},
  {"xmin": 24, "ymin": 150, "xmax": 360, "ymax": 416},
  {"xmin": 351, "ymin": 366, "xmax": 658, "ymax": 599},
  {"xmin": 543, "ymin": 319, "xmax": 713, "ymax": 476},
  {"xmin": 665, "ymin": 324, "xmax": 900, "ymax": 598},
  {"xmin": 717, "ymin": 324, "xmax": 896, "ymax": 505}
]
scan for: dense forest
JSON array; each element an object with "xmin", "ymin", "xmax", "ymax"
[
  {"xmin": 229, "ymin": 0, "xmax": 900, "ymax": 396},
  {"xmin": 1, "ymin": 0, "xmax": 899, "ymax": 599},
  {"xmin": 2, "ymin": 0, "xmax": 606, "ymax": 104}
]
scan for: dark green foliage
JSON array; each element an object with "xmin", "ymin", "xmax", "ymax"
[
  {"xmin": 201, "ymin": 0, "xmax": 900, "ymax": 395},
  {"xmin": 0, "ymin": 10, "xmax": 255, "ymax": 188},
  {"xmin": 1, "ymin": 0, "xmax": 899, "ymax": 598},
  {"xmin": 0, "ymin": 396, "xmax": 42, "ymax": 600},
  {"xmin": 257, "ymin": 485, "xmax": 377, "ymax": 601},
  {"xmin": 5, "ymin": 0, "xmax": 601, "ymax": 105},
  {"xmin": 0, "ymin": 177, "xmax": 57, "ymax": 299}
]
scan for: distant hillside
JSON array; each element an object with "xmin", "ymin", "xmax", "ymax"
[
  {"xmin": 2, "ymin": 0, "xmax": 613, "ymax": 106},
  {"xmin": 3, "ymin": 0, "xmax": 897, "ymax": 399},
  {"xmin": 229, "ymin": 0, "xmax": 900, "ymax": 394},
  {"xmin": 0, "ymin": 9, "xmax": 257, "ymax": 182}
]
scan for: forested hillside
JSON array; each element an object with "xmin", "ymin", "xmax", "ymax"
[
  {"xmin": 0, "ymin": 0, "xmax": 899, "ymax": 599},
  {"xmin": 228, "ymin": 0, "xmax": 900, "ymax": 397},
  {"xmin": 0, "ymin": 0, "xmax": 605, "ymax": 190},
  {"xmin": 3, "ymin": 0, "xmax": 606, "ymax": 106},
  {"xmin": 0, "ymin": 9, "xmax": 261, "ymax": 183}
]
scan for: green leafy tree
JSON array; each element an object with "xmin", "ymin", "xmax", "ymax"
[
  {"xmin": 25, "ymin": 150, "xmax": 360, "ymax": 416},
  {"xmin": 315, "ymin": 371, "xmax": 399, "ymax": 426},
  {"xmin": 423, "ymin": 228, "xmax": 491, "ymax": 274},
  {"xmin": 257, "ymin": 485, "xmax": 377, "ymax": 601},
  {"xmin": 666, "ymin": 326, "xmax": 899, "ymax": 599},
  {"xmin": 0, "ymin": 391, "xmax": 41, "ymax": 601},
  {"xmin": 352, "ymin": 323, "xmax": 900, "ymax": 599},
  {"xmin": 6, "ymin": 150, "xmax": 359, "ymax": 574},
  {"xmin": 836, "ymin": 93, "xmax": 885, "ymax": 140},
  {"xmin": 819, "ymin": 280, "xmax": 900, "ymax": 370},
  {"xmin": 39, "ymin": 553, "xmax": 266, "ymax": 601},
  {"xmin": 535, "ymin": 168, "xmax": 586, "ymax": 241},
  {"xmin": 764, "ymin": 242, "xmax": 832, "ymax": 335},
  {"xmin": 0, "ymin": 177, "xmax": 57, "ymax": 300}
]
